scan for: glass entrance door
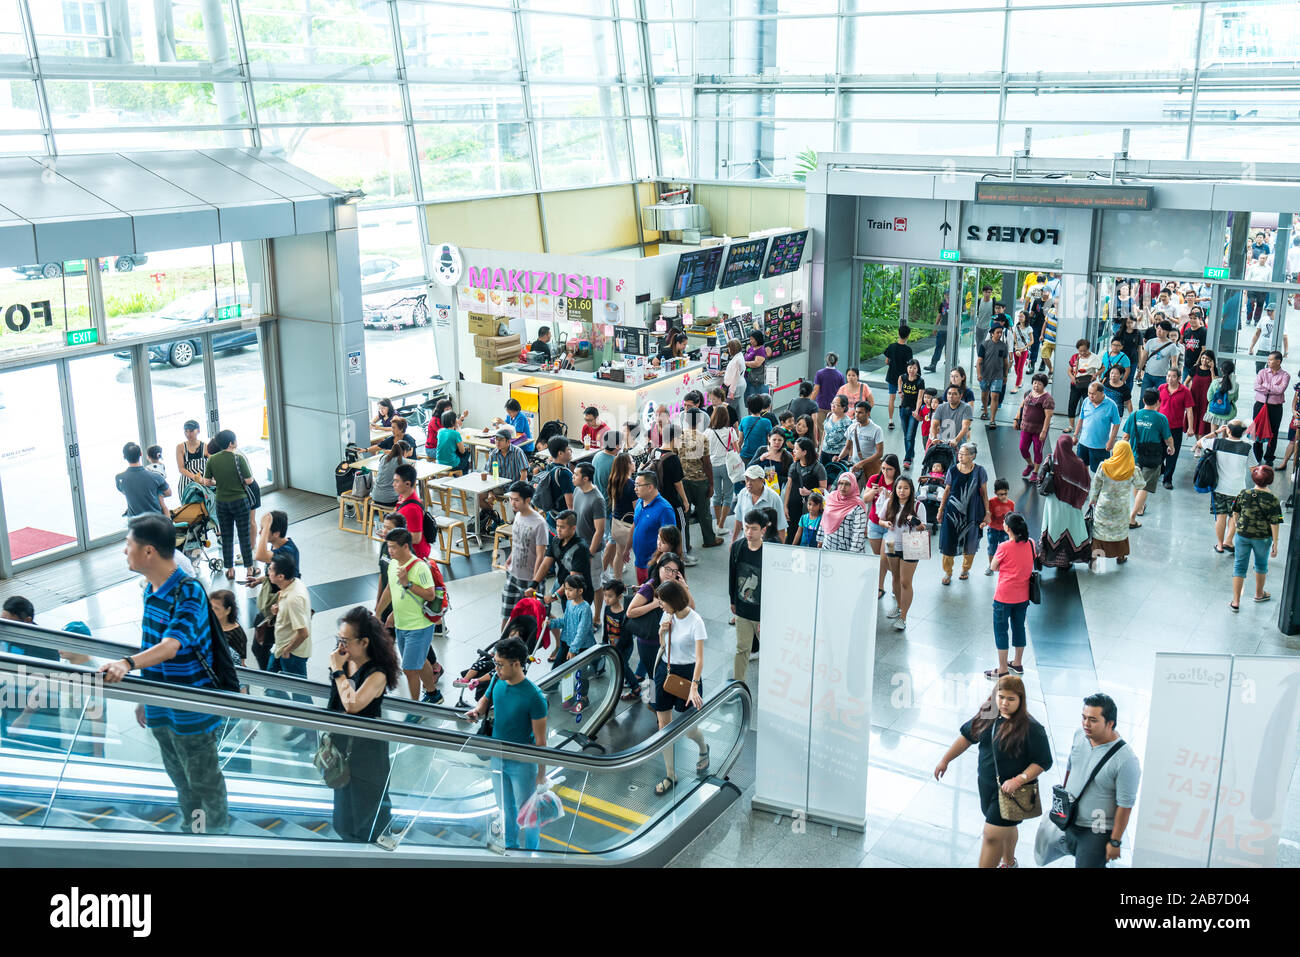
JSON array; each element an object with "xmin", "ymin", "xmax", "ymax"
[
  {"xmin": 906, "ymin": 266, "xmax": 952, "ymax": 375},
  {"xmin": 0, "ymin": 365, "xmax": 80, "ymax": 566},
  {"xmin": 858, "ymin": 262, "xmax": 903, "ymax": 373}
]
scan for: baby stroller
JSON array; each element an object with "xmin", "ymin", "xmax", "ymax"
[
  {"xmin": 172, "ymin": 482, "xmax": 222, "ymax": 573},
  {"xmin": 916, "ymin": 442, "xmax": 954, "ymax": 533},
  {"xmin": 453, "ymin": 611, "xmax": 545, "ymax": 708}
]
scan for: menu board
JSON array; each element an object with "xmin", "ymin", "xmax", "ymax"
[
  {"xmin": 612, "ymin": 324, "xmax": 651, "ymax": 356},
  {"xmin": 719, "ymin": 238, "xmax": 769, "ymax": 289},
  {"xmin": 763, "ymin": 301, "xmax": 803, "ymax": 358},
  {"xmin": 723, "ymin": 312, "xmax": 753, "ymax": 348},
  {"xmin": 763, "ymin": 230, "xmax": 809, "ymax": 278},
  {"xmin": 670, "ymin": 247, "xmax": 724, "ymax": 298}
]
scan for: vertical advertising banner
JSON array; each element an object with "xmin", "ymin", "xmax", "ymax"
[
  {"xmin": 754, "ymin": 546, "xmax": 874, "ymax": 830},
  {"xmin": 1209, "ymin": 656, "xmax": 1300, "ymax": 867},
  {"xmin": 1133, "ymin": 654, "xmax": 1233, "ymax": 868}
]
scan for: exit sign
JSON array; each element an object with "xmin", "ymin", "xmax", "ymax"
[
  {"xmin": 1204, "ymin": 266, "xmax": 1229, "ymax": 280},
  {"xmin": 217, "ymin": 303, "xmax": 243, "ymax": 320},
  {"xmin": 66, "ymin": 328, "xmax": 98, "ymax": 346},
  {"xmin": 939, "ymin": 249, "xmax": 961, "ymax": 262}
]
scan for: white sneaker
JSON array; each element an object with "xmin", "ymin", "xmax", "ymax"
[
  {"xmin": 683, "ymin": 553, "xmax": 700, "ymax": 567},
  {"xmin": 885, "ymin": 608, "xmax": 902, "ymax": 620},
  {"xmin": 893, "ymin": 618, "xmax": 907, "ymax": 631}
]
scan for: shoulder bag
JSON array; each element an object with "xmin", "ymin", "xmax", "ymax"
[
  {"xmin": 716, "ymin": 428, "xmax": 746, "ymax": 483},
  {"xmin": 660, "ymin": 616, "xmax": 693, "ymax": 701},
  {"xmin": 1036, "ymin": 457, "xmax": 1056, "ymax": 498},
  {"xmin": 313, "ymin": 732, "xmax": 353, "ymax": 788},
  {"xmin": 609, "ymin": 511, "xmax": 634, "ymax": 549},
  {"xmin": 1027, "ymin": 541, "xmax": 1042, "ymax": 605},
  {"xmin": 1049, "ymin": 739, "xmax": 1126, "ymax": 831},
  {"xmin": 990, "ymin": 718, "xmax": 1042, "ymax": 822}
]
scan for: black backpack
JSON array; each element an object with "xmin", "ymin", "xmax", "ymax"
[
  {"xmin": 334, "ymin": 462, "xmax": 354, "ymax": 495},
  {"xmin": 171, "ymin": 578, "xmax": 241, "ymax": 692},
  {"xmin": 533, "ymin": 465, "xmax": 568, "ymax": 513},
  {"xmin": 537, "ymin": 419, "xmax": 568, "ymax": 447}
]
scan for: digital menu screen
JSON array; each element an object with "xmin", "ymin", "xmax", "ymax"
[
  {"xmin": 670, "ymin": 247, "xmax": 724, "ymax": 299},
  {"xmin": 718, "ymin": 238, "xmax": 769, "ymax": 289},
  {"xmin": 763, "ymin": 230, "xmax": 809, "ymax": 278}
]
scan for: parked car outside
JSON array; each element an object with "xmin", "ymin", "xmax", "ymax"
[{"xmin": 113, "ymin": 290, "xmax": 258, "ymax": 367}]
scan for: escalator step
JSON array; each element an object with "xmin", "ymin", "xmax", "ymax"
[{"xmin": 78, "ymin": 806, "xmax": 159, "ymax": 832}]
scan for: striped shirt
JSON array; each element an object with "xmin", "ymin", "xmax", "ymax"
[
  {"xmin": 140, "ymin": 568, "xmax": 219, "ymax": 734},
  {"xmin": 487, "ymin": 444, "xmax": 530, "ymax": 482}
]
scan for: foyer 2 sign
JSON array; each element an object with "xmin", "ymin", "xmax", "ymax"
[{"xmin": 958, "ymin": 204, "xmax": 1068, "ymax": 267}]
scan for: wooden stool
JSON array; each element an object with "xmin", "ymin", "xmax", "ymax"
[
  {"xmin": 444, "ymin": 483, "xmax": 471, "ymax": 518},
  {"xmin": 434, "ymin": 516, "xmax": 471, "ymax": 565},
  {"xmin": 425, "ymin": 479, "xmax": 452, "ymax": 513},
  {"xmin": 491, "ymin": 521, "xmax": 513, "ymax": 571},
  {"xmin": 337, "ymin": 493, "xmax": 368, "ymax": 535},
  {"xmin": 367, "ymin": 502, "xmax": 399, "ymax": 541}
]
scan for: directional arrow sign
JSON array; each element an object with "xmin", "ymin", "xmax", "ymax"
[{"xmin": 940, "ymin": 220, "xmax": 952, "ymax": 237}]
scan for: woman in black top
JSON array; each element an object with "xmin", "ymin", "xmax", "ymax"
[
  {"xmin": 896, "ymin": 359, "xmax": 925, "ymax": 468},
  {"xmin": 749, "ymin": 429, "xmax": 793, "ymax": 490},
  {"xmin": 934, "ymin": 675, "xmax": 1052, "ymax": 868},
  {"xmin": 785, "ymin": 437, "xmax": 826, "ymax": 544},
  {"xmin": 652, "ymin": 425, "xmax": 690, "ymax": 552},
  {"xmin": 327, "ymin": 606, "xmax": 401, "ymax": 843},
  {"xmin": 1116, "ymin": 315, "xmax": 1143, "ymax": 396}
]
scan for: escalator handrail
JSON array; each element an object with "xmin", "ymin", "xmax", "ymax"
[
  {"xmin": 0, "ymin": 651, "xmax": 751, "ymax": 778},
  {"xmin": 0, "ymin": 619, "xmax": 622, "ymax": 739}
]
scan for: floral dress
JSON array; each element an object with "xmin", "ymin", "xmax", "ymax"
[{"xmin": 1086, "ymin": 470, "xmax": 1141, "ymax": 558}]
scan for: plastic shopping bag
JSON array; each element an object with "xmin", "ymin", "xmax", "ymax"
[
  {"xmin": 1034, "ymin": 813, "xmax": 1069, "ymax": 867},
  {"xmin": 517, "ymin": 784, "xmax": 565, "ymax": 831}
]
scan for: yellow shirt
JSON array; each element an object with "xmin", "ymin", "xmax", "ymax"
[{"xmin": 273, "ymin": 577, "xmax": 312, "ymax": 658}]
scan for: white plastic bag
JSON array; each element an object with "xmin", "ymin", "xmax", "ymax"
[
  {"xmin": 517, "ymin": 784, "xmax": 565, "ymax": 830},
  {"xmin": 1034, "ymin": 813, "xmax": 1069, "ymax": 867}
]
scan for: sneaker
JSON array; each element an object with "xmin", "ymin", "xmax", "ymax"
[
  {"xmin": 1008, "ymin": 663, "xmax": 1025, "ymax": 676},
  {"xmin": 452, "ymin": 676, "xmax": 474, "ymax": 688},
  {"xmin": 1162, "ymin": 480, "xmax": 1174, "ymax": 490},
  {"xmin": 903, "ymin": 460, "xmax": 912, "ymax": 471},
  {"xmin": 888, "ymin": 422, "xmax": 896, "ymax": 430},
  {"xmin": 984, "ymin": 566, "xmax": 994, "ymax": 576},
  {"xmin": 683, "ymin": 553, "xmax": 700, "ymax": 567},
  {"xmin": 420, "ymin": 689, "xmax": 444, "ymax": 705},
  {"xmin": 892, "ymin": 618, "xmax": 907, "ymax": 631},
  {"xmin": 1022, "ymin": 465, "xmax": 1033, "ymax": 477},
  {"xmin": 885, "ymin": 608, "xmax": 902, "ymax": 619}
]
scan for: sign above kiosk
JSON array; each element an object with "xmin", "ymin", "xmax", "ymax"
[{"xmin": 975, "ymin": 182, "xmax": 1154, "ymax": 211}]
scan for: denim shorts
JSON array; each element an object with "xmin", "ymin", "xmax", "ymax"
[
  {"xmin": 867, "ymin": 520, "xmax": 888, "ymax": 540},
  {"xmin": 1232, "ymin": 536, "xmax": 1271, "ymax": 577},
  {"xmin": 981, "ymin": 379, "xmax": 1004, "ymax": 394},
  {"xmin": 395, "ymin": 625, "xmax": 435, "ymax": 671},
  {"xmin": 887, "ymin": 381, "xmax": 899, "ymax": 395}
]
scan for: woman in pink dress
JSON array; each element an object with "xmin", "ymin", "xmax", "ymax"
[{"xmin": 1184, "ymin": 348, "xmax": 1216, "ymax": 438}]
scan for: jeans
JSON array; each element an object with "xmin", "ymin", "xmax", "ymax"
[
  {"xmin": 986, "ymin": 527, "xmax": 1008, "ymax": 558},
  {"xmin": 268, "ymin": 652, "xmax": 313, "ymax": 704},
  {"xmin": 899, "ymin": 406, "xmax": 919, "ymax": 462},
  {"xmin": 1232, "ymin": 535, "xmax": 1271, "ymax": 577},
  {"xmin": 635, "ymin": 637, "xmax": 659, "ymax": 680},
  {"xmin": 1139, "ymin": 373, "xmax": 1164, "ymax": 399},
  {"xmin": 682, "ymin": 478, "xmax": 719, "ymax": 546},
  {"xmin": 744, "ymin": 380, "xmax": 768, "ymax": 402},
  {"xmin": 992, "ymin": 599, "xmax": 1028, "ymax": 650},
  {"xmin": 1063, "ymin": 825, "xmax": 1111, "ymax": 868},
  {"xmin": 1161, "ymin": 429, "xmax": 1184, "ymax": 483},
  {"xmin": 1078, "ymin": 444, "xmax": 1109, "ymax": 472},
  {"xmin": 153, "ymin": 726, "xmax": 229, "ymax": 834},
  {"xmin": 215, "ymin": 498, "xmax": 252, "ymax": 570},
  {"xmin": 613, "ymin": 628, "xmax": 641, "ymax": 691},
  {"xmin": 1067, "ymin": 380, "xmax": 1091, "ymax": 420},
  {"xmin": 492, "ymin": 757, "xmax": 540, "ymax": 850},
  {"xmin": 928, "ymin": 328, "xmax": 947, "ymax": 369},
  {"xmin": 710, "ymin": 462, "xmax": 734, "ymax": 510}
]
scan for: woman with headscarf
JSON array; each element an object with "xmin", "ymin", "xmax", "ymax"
[
  {"xmin": 936, "ymin": 442, "xmax": 989, "ymax": 585},
  {"xmin": 1040, "ymin": 434, "xmax": 1092, "ymax": 567},
  {"xmin": 817, "ymin": 472, "xmax": 869, "ymax": 553},
  {"xmin": 1086, "ymin": 439, "xmax": 1141, "ymax": 567}
]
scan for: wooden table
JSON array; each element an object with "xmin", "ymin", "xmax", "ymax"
[
  {"xmin": 345, "ymin": 456, "xmax": 452, "ymax": 508},
  {"xmin": 432, "ymin": 472, "xmax": 511, "ymax": 545}
]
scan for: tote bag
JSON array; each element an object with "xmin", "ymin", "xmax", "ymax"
[{"xmin": 715, "ymin": 428, "xmax": 746, "ymax": 483}]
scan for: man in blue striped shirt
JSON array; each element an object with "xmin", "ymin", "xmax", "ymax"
[{"xmin": 100, "ymin": 514, "xmax": 229, "ymax": 835}]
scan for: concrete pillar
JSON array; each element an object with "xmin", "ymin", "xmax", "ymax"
[{"xmin": 269, "ymin": 203, "xmax": 369, "ymax": 496}]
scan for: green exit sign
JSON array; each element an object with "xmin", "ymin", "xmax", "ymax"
[
  {"xmin": 66, "ymin": 328, "xmax": 98, "ymax": 347},
  {"xmin": 1204, "ymin": 266, "xmax": 1230, "ymax": 280},
  {"xmin": 939, "ymin": 249, "xmax": 961, "ymax": 262},
  {"xmin": 217, "ymin": 303, "xmax": 243, "ymax": 320}
]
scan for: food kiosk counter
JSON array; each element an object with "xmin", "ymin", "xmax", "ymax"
[{"xmin": 495, "ymin": 361, "xmax": 716, "ymax": 430}]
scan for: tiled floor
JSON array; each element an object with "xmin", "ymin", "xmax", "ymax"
[{"xmin": 11, "ymin": 396, "xmax": 1300, "ymax": 867}]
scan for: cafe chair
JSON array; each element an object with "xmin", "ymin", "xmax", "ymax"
[
  {"xmin": 434, "ymin": 516, "xmax": 471, "ymax": 565},
  {"xmin": 491, "ymin": 521, "xmax": 513, "ymax": 571},
  {"xmin": 367, "ymin": 502, "xmax": 399, "ymax": 542},
  {"xmin": 337, "ymin": 491, "xmax": 369, "ymax": 536}
]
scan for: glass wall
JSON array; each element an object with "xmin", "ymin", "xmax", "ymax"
[{"xmin": 0, "ymin": 365, "xmax": 78, "ymax": 564}]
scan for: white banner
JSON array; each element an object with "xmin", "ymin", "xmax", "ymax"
[{"xmin": 754, "ymin": 545, "xmax": 874, "ymax": 830}]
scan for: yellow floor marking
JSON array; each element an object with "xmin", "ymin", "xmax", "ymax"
[
  {"xmin": 310, "ymin": 821, "xmax": 330, "ymax": 833},
  {"xmin": 87, "ymin": 809, "xmax": 115, "ymax": 824},
  {"xmin": 554, "ymin": 786, "xmax": 649, "ymax": 825},
  {"xmin": 16, "ymin": 805, "xmax": 43, "ymax": 821},
  {"xmin": 539, "ymin": 832, "xmax": 587, "ymax": 853},
  {"xmin": 560, "ymin": 803, "xmax": 632, "ymax": 835}
]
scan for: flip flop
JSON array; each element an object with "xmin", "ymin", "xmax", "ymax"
[
  {"xmin": 1229, "ymin": 602, "xmax": 1240, "ymax": 612},
  {"xmin": 1254, "ymin": 593, "xmax": 1273, "ymax": 603},
  {"xmin": 959, "ymin": 572, "xmax": 970, "ymax": 580},
  {"xmin": 941, "ymin": 577, "xmax": 952, "ymax": 586},
  {"xmin": 1129, "ymin": 522, "xmax": 1142, "ymax": 529},
  {"xmin": 1213, "ymin": 544, "xmax": 1226, "ymax": 554}
]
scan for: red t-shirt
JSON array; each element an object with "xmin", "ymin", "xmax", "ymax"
[
  {"xmin": 1158, "ymin": 384, "xmax": 1195, "ymax": 432},
  {"xmin": 581, "ymin": 422, "xmax": 609, "ymax": 446},
  {"xmin": 865, "ymin": 473, "xmax": 893, "ymax": 524},
  {"xmin": 993, "ymin": 539, "xmax": 1035, "ymax": 604},
  {"xmin": 426, "ymin": 419, "xmax": 441, "ymax": 450},
  {"xmin": 987, "ymin": 496, "xmax": 1016, "ymax": 531},
  {"xmin": 396, "ymin": 495, "xmax": 431, "ymax": 560}
]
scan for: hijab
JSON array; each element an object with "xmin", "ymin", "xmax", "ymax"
[
  {"xmin": 1099, "ymin": 439, "xmax": 1135, "ymax": 483},
  {"xmin": 822, "ymin": 473, "xmax": 867, "ymax": 535},
  {"xmin": 1051, "ymin": 434, "xmax": 1091, "ymax": 509}
]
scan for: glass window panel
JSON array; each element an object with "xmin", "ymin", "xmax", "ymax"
[
  {"xmin": 523, "ymin": 14, "xmax": 619, "ymax": 80},
  {"xmin": 46, "ymin": 79, "xmax": 248, "ymax": 128},
  {"xmin": 841, "ymin": 121, "xmax": 997, "ymax": 155},
  {"xmin": 644, "ymin": 0, "xmax": 693, "ymax": 16},
  {"xmin": 0, "ymin": 0, "xmax": 26, "ymax": 60},
  {"xmin": 655, "ymin": 86, "xmax": 691, "ymax": 117},
  {"xmin": 537, "ymin": 119, "xmax": 630, "ymax": 188},
  {"xmin": 149, "ymin": 346, "xmax": 210, "ymax": 489},
  {"xmin": 647, "ymin": 21, "xmax": 693, "ymax": 76},
  {"xmin": 1006, "ymin": 4, "xmax": 1200, "ymax": 75},
  {"xmin": 242, "ymin": 0, "xmax": 395, "ymax": 80},
  {"xmin": 397, "ymin": 2, "xmax": 520, "ymax": 80},
  {"xmin": 695, "ymin": 119, "xmax": 833, "ymax": 180},
  {"xmin": 734, "ymin": 0, "xmax": 837, "ymax": 12},
  {"xmin": 630, "ymin": 118, "xmax": 655, "ymax": 180},
  {"xmin": 842, "ymin": 13, "xmax": 1004, "ymax": 75},
  {"xmin": 30, "ymin": 0, "xmax": 241, "ymax": 73},
  {"xmin": 358, "ymin": 207, "xmax": 426, "ymax": 286},
  {"xmin": 1005, "ymin": 89, "xmax": 1192, "ymax": 124},
  {"xmin": 0, "ymin": 265, "xmax": 91, "ymax": 358},
  {"xmin": 408, "ymin": 83, "xmax": 526, "ymax": 122},
  {"xmin": 215, "ymin": 332, "xmax": 274, "ymax": 486},
  {"xmin": 771, "ymin": 18, "xmax": 838, "ymax": 74},
  {"xmin": 657, "ymin": 119, "xmax": 691, "ymax": 178},
  {"xmin": 215, "ymin": 242, "xmax": 257, "ymax": 319},
  {"xmin": 0, "ymin": 80, "xmax": 42, "ymax": 130},
  {"xmin": 56, "ymin": 128, "xmax": 246, "ymax": 152},
  {"xmin": 363, "ymin": 287, "xmax": 439, "ymax": 408},
  {"xmin": 843, "ymin": 91, "xmax": 999, "ymax": 122},
  {"xmin": 415, "ymin": 122, "xmax": 534, "ymax": 198},
  {"xmin": 1202, "ymin": 0, "xmax": 1300, "ymax": 70},
  {"xmin": 259, "ymin": 125, "xmax": 413, "ymax": 203},
  {"xmin": 620, "ymin": 21, "xmax": 646, "ymax": 79},
  {"xmin": 627, "ymin": 85, "xmax": 650, "ymax": 117},
  {"xmin": 697, "ymin": 91, "xmax": 836, "ymax": 120},
  {"xmin": 530, "ymin": 85, "xmax": 625, "ymax": 118},
  {"xmin": 1193, "ymin": 124, "xmax": 1300, "ymax": 161},
  {"xmin": 253, "ymin": 82, "xmax": 402, "ymax": 124},
  {"xmin": 0, "ymin": 365, "xmax": 79, "ymax": 562},
  {"xmin": 1192, "ymin": 86, "xmax": 1300, "ymax": 122},
  {"xmin": 105, "ymin": 244, "xmax": 215, "ymax": 346},
  {"xmin": 522, "ymin": 0, "xmax": 613, "ymax": 12},
  {"xmin": 67, "ymin": 353, "xmax": 144, "ymax": 541},
  {"xmin": 0, "ymin": 134, "xmax": 48, "ymax": 156},
  {"xmin": 1007, "ymin": 124, "xmax": 1189, "ymax": 160}
]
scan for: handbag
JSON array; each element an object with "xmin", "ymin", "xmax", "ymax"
[
  {"xmin": 313, "ymin": 732, "xmax": 353, "ymax": 788},
  {"xmin": 609, "ymin": 511, "xmax": 634, "ymax": 549},
  {"xmin": 900, "ymin": 525, "xmax": 930, "ymax": 561},
  {"xmin": 990, "ymin": 720, "xmax": 1042, "ymax": 822},
  {"xmin": 1049, "ymin": 739, "xmax": 1126, "ymax": 831},
  {"xmin": 1027, "ymin": 541, "xmax": 1043, "ymax": 605},
  {"xmin": 717, "ymin": 428, "xmax": 746, "ymax": 483},
  {"xmin": 1037, "ymin": 457, "xmax": 1056, "ymax": 498},
  {"xmin": 660, "ymin": 616, "xmax": 693, "ymax": 701}
]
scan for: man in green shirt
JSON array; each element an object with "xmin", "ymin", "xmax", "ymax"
[{"xmin": 382, "ymin": 527, "xmax": 444, "ymax": 704}]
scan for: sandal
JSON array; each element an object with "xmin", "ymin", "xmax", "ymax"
[
  {"xmin": 959, "ymin": 571, "xmax": 970, "ymax": 580},
  {"xmin": 1214, "ymin": 544, "xmax": 1226, "ymax": 554},
  {"xmin": 877, "ymin": 588, "xmax": 885, "ymax": 599},
  {"xmin": 1229, "ymin": 601, "xmax": 1240, "ymax": 612},
  {"xmin": 941, "ymin": 576, "xmax": 952, "ymax": 586},
  {"xmin": 1254, "ymin": 592, "xmax": 1272, "ymax": 603},
  {"xmin": 696, "ymin": 748, "xmax": 710, "ymax": 776},
  {"xmin": 984, "ymin": 669, "xmax": 1009, "ymax": 680},
  {"xmin": 1129, "ymin": 521, "xmax": 1142, "ymax": 529},
  {"xmin": 655, "ymin": 776, "xmax": 677, "ymax": 796}
]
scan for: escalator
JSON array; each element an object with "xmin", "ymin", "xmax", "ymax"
[{"xmin": 0, "ymin": 620, "xmax": 749, "ymax": 866}]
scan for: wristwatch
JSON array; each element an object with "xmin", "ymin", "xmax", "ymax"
[
  {"xmin": 330, "ymin": 669, "xmax": 346, "ymax": 681},
  {"xmin": 122, "ymin": 655, "xmax": 136, "ymax": 671},
  {"xmin": 1108, "ymin": 838, "xmax": 1122, "ymax": 848}
]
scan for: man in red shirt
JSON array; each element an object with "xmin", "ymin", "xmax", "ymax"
[
  {"xmin": 393, "ymin": 464, "xmax": 431, "ymax": 561},
  {"xmin": 1157, "ymin": 368, "xmax": 1196, "ymax": 490}
]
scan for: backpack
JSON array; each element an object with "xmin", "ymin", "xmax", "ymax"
[
  {"xmin": 1132, "ymin": 413, "xmax": 1165, "ymax": 470},
  {"xmin": 397, "ymin": 557, "xmax": 448, "ymax": 624},
  {"xmin": 1193, "ymin": 449, "xmax": 1218, "ymax": 493},
  {"xmin": 533, "ymin": 464, "xmax": 569, "ymax": 514},
  {"xmin": 1037, "ymin": 457, "xmax": 1056, "ymax": 498},
  {"xmin": 171, "ymin": 578, "xmax": 241, "ymax": 693},
  {"xmin": 334, "ymin": 461, "xmax": 354, "ymax": 496},
  {"xmin": 537, "ymin": 419, "xmax": 567, "ymax": 447},
  {"xmin": 1208, "ymin": 383, "xmax": 1232, "ymax": 418}
]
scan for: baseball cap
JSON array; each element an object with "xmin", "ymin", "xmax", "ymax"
[
  {"xmin": 63, "ymin": 621, "xmax": 92, "ymax": 637},
  {"xmin": 495, "ymin": 427, "xmax": 514, "ymax": 440},
  {"xmin": 744, "ymin": 465, "xmax": 765, "ymax": 480},
  {"xmin": 183, "ymin": 420, "xmax": 201, "ymax": 431}
]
